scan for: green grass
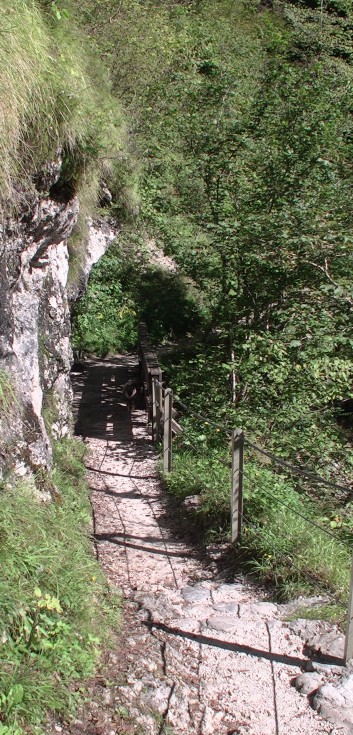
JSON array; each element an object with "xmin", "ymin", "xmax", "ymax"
[
  {"xmin": 164, "ymin": 445, "xmax": 351, "ymax": 619},
  {"xmin": 0, "ymin": 437, "xmax": 121, "ymax": 733},
  {"xmin": 159, "ymin": 336, "xmax": 353, "ymax": 624},
  {"xmin": 0, "ymin": 0, "xmax": 126, "ymax": 214},
  {"xmin": 241, "ymin": 463, "xmax": 351, "ymax": 604},
  {"xmin": 0, "ymin": 371, "xmax": 18, "ymax": 418}
]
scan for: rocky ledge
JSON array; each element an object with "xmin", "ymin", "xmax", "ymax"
[{"xmin": 0, "ymin": 154, "xmax": 117, "ymax": 483}]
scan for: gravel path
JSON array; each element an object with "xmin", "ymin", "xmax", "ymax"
[{"xmin": 70, "ymin": 356, "xmax": 339, "ymax": 735}]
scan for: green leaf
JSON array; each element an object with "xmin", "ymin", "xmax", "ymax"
[{"xmin": 8, "ymin": 684, "xmax": 24, "ymax": 706}]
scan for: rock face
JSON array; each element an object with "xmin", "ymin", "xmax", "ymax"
[
  {"xmin": 68, "ymin": 216, "xmax": 118, "ymax": 303},
  {"xmin": 0, "ymin": 156, "xmax": 116, "ymax": 481}
]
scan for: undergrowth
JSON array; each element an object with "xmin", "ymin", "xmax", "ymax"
[
  {"xmin": 0, "ymin": 371, "xmax": 18, "ymax": 419},
  {"xmin": 71, "ymin": 232, "xmax": 205, "ymax": 355},
  {"xmin": 0, "ymin": 437, "xmax": 120, "ymax": 733},
  {"xmin": 164, "ymin": 446, "xmax": 351, "ymax": 617},
  {"xmin": 161, "ymin": 344, "xmax": 353, "ymax": 621},
  {"xmin": 0, "ymin": 0, "xmax": 126, "ymax": 215}
]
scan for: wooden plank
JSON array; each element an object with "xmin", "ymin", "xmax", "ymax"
[
  {"xmin": 231, "ymin": 428, "xmax": 244, "ymax": 542},
  {"xmin": 171, "ymin": 418, "xmax": 183, "ymax": 436},
  {"xmin": 138, "ymin": 323, "xmax": 163, "ymax": 435}
]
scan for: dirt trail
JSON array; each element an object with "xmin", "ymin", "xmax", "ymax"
[{"xmin": 70, "ymin": 356, "xmax": 337, "ymax": 735}]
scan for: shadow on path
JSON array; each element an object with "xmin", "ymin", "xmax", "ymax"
[
  {"xmin": 144, "ymin": 616, "xmax": 344, "ymax": 670},
  {"xmin": 94, "ymin": 532, "xmax": 199, "ymax": 559},
  {"xmin": 72, "ymin": 355, "xmax": 345, "ymax": 688},
  {"xmin": 72, "ymin": 355, "xmax": 145, "ymax": 442}
]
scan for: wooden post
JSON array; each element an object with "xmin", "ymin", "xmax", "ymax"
[
  {"xmin": 157, "ymin": 380, "xmax": 163, "ymax": 440},
  {"xmin": 231, "ymin": 428, "xmax": 244, "ymax": 542},
  {"xmin": 344, "ymin": 554, "xmax": 353, "ymax": 664},
  {"xmin": 163, "ymin": 388, "xmax": 173, "ymax": 473},
  {"xmin": 151, "ymin": 377, "xmax": 157, "ymax": 443}
]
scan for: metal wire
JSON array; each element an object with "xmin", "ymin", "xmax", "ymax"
[
  {"xmin": 152, "ymin": 372, "xmax": 349, "ymax": 608},
  {"xmin": 156, "ymin": 379, "xmax": 352, "ymax": 496},
  {"xmin": 175, "ymin": 434, "xmax": 231, "ymax": 469},
  {"xmin": 239, "ymin": 510, "xmax": 346, "ymax": 608},
  {"xmin": 159, "ymin": 392, "xmax": 231, "ymax": 437},
  {"xmin": 241, "ymin": 469, "xmax": 351, "ymax": 545},
  {"xmin": 149, "ymin": 369, "xmax": 351, "ymax": 625},
  {"xmin": 245, "ymin": 438, "xmax": 352, "ymax": 496},
  {"xmin": 154, "ymin": 380, "xmax": 352, "ymax": 519}
]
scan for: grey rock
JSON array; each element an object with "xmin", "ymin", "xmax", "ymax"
[
  {"xmin": 132, "ymin": 591, "xmax": 155, "ymax": 607},
  {"xmin": 304, "ymin": 659, "xmax": 344, "ymax": 676},
  {"xmin": 142, "ymin": 681, "xmax": 174, "ymax": 712},
  {"xmin": 312, "ymin": 672, "xmax": 353, "ymax": 734},
  {"xmin": 99, "ymin": 183, "xmax": 113, "ymax": 207},
  {"xmin": 183, "ymin": 494, "xmax": 202, "ymax": 511},
  {"xmin": 68, "ymin": 216, "xmax": 117, "ymax": 301},
  {"xmin": 102, "ymin": 689, "xmax": 113, "ymax": 706},
  {"xmin": 135, "ymin": 591, "xmax": 176, "ymax": 620},
  {"xmin": 28, "ymin": 439, "xmax": 49, "ymax": 469},
  {"xmin": 0, "ymin": 161, "xmax": 77, "ymax": 475},
  {"xmin": 241, "ymin": 602, "xmax": 279, "ymax": 618},
  {"xmin": 0, "ymin": 153, "xmax": 119, "ymax": 485},
  {"xmin": 306, "ymin": 630, "xmax": 345, "ymax": 660},
  {"xmin": 293, "ymin": 672, "xmax": 323, "ymax": 695},
  {"xmin": 181, "ymin": 586, "xmax": 212, "ymax": 604},
  {"xmin": 280, "ymin": 596, "xmax": 330, "ymax": 617},
  {"xmin": 213, "ymin": 602, "xmax": 240, "ymax": 614},
  {"xmin": 168, "ymin": 617, "xmax": 201, "ymax": 633},
  {"xmin": 287, "ymin": 618, "xmax": 324, "ymax": 641},
  {"xmin": 212, "ymin": 582, "xmax": 248, "ymax": 601},
  {"xmin": 206, "ymin": 614, "xmax": 239, "ymax": 632},
  {"xmin": 287, "ymin": 619, "xmax": 345, "ymax": 660}
]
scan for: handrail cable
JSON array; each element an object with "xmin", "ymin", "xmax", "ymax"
[
  {"xmin": 150, "ymin": 360, "xmax": 351, "ymax": 618},
  {"xmin": 176, "ymin": 434, "xmax": 346, "ymax": 543},
  {"xmin": 155, "ymin": 380, "xmax": 231, "ymax": 435},
  {"xmin": 155, "ymin": 379, "xmax": 352, "ymax": 497},
  {"xmin": 174, "ymin": 395, "xmax": 231, "ymax": 434},
  {"xmin": 176, "ymin": 434, "xmax": 231, "ymax": 469},
  {"xmin": 239, "ymin": 509, "xmax": 347, "ymax": 608},
  {"xmin": 244, "ymin": 438, "xmax": 352, "ymax": 496},
  {"xmin": 173, "ymin": 428, "xmax": 348, "ymax": 566},
  {"xmin": 241, "ymin": 470, "xmax": 351, "ymax": 546}
]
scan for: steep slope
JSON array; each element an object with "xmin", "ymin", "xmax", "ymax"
[{"xmin": 0, "ymin": 0, "xmax": 126, "ymax": 483}]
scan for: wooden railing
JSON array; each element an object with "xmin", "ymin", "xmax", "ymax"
[
  {"xmin": 137, "ymin": 322, "xmax": 162, "ymax": 441},
  {"xmin": 138, "ymin": 323, "xmax": 182, "ymax": 465},
  {"xmin": 137, "ymin": 322, "xmax": 353, "ymax": 665}
]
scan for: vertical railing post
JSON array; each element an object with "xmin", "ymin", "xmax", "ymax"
[
  {"xmin": 344, "ymin": 554, "xmax": 353, "ymax": 664},
  {"xmin": 163, "ymin": 388, "xmax": 173, "ymax": 473},
  {"xmin": 231, "ymin": 428, "xmax": 244, "ymax": 542},
  {"xmin": 157, "ymin": 380, "xmax": 163, "ymax": 441},
  {"xmin": 151, "ymin": 377, "xmax": 157, "ymax": 443}
]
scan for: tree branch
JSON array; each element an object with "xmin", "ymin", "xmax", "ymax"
[{"xmin": 305, "ymin": 259, "xmax": 353, "ymax": 306}]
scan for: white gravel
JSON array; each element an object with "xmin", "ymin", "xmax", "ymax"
[{"xmin": 78, "ymin": 356, "xmax": 340, "ymax": 735}]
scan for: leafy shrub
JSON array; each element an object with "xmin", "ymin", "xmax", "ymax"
[{"xmin": 71, "ymin": 234, "xmax": 206, "ymax": 355}]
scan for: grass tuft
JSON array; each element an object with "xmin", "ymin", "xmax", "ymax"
[
  {"xmin": 0, "ymin": 1, "xmax": 126, "ymax": 214},
  {"xmin": 0, "ymin": 437, "xmax": 120, "ymax": 732}
]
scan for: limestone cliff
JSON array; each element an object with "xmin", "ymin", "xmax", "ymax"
[{"xmin": 0, "ymin": 154, "xmax": 116, "ymax": 482}]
